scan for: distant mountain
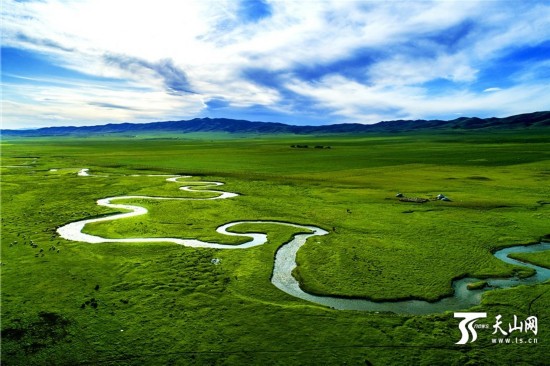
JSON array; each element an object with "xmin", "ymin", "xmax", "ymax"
[{"xmin": 3, "ymin": 111, "xmax": 550, "ymax": 137}]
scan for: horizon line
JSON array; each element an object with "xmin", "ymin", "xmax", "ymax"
[{"xmin": 3, "ymin": 111, "xmax": 549, "ymax": 131}]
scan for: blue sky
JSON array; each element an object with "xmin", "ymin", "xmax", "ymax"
[{"xmin": 2, "ymin": 0, "xmax": 550, "ymax": 128}]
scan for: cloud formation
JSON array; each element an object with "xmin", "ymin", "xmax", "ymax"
[
  {"xmin": 103, "ymin": 54, "xmax": 194, "ymax": 94},
  {"xmin": 1, "ymin": 0, "xmax": 549, "ymax": 128}
]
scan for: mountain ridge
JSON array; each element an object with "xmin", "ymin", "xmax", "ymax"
[{"xmin": 3, "ymin": 111, "xmax": 550, "ymax": 136}]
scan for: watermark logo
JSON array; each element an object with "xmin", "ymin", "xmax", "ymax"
[
  {"xmin": 454, "ymin": 312, "xmax": 487, "ymax": 344},
  {"xmin": 454, "ymin": 313, "xmax": 538, "ymax": 345}
]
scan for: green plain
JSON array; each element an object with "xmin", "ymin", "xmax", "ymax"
[
  {"xmin": 509, "ymin": 251, "xmax": 550, "ymax": 269},
  {"xmin": 1, "ymin": 130, "xmax": 549, "ymax": 365}
]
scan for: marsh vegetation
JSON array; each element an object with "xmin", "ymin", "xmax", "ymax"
[{"xmin": 1, "ymin": 131, "xmax": 549, "ymax": 365}]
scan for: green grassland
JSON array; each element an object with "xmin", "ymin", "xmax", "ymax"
[
  {"xmin": 509, "ymin": 251, "xmax": 550, "ymax": 269},
  {"xmin": 1, "ymin": 130, "xmax": 549, "ymax": 365}
]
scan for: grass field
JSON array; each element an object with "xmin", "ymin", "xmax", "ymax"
[{"xmin": 1, "ymin": 130, "xmax": 549, "ymax": 365}]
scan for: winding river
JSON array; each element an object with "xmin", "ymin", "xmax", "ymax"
[{"xmin": 57, "ymin": 171, "xmax": 549, "ymax": 315}]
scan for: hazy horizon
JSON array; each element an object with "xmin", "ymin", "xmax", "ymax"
[{"xmin": 4, "ymin": 110, "xmax": 550, "ymax": 132}]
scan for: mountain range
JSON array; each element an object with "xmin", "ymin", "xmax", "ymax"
[{"xmin": 3, "ymin": 111, "xmax": 550, "ymax": 137}]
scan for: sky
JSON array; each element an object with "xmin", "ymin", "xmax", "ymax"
[{"xmin": 1, "ymin": 0, "xmax": 550, "ymax": 129}]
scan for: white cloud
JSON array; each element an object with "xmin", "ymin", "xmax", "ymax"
[
  {"xmin": 1, "ymin": 0, "xmax": 549, "ymax": 127},
  {"xmin": 367, "ymin": 54, "xmax": 479, "ymax": 86},
  {"xmin": 2, "ymin": 80, "xmax": 205, "ymax": 128},
  {"xmin": 286, "ymin": 75, "xmax": 550, "ymax": 123}
]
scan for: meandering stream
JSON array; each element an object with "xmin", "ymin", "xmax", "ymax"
[{"xmin": 57, "ymin": 171, "xmax": 549, "ymax": 315}]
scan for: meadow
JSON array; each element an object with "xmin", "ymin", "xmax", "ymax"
[{"xmin": 1, "ymin": 130, "xmax": 549, "ymax": 365}]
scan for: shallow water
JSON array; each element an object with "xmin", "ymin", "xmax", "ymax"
[
  {"xmin": 272, "ymin": 237, "xmax": 549, "ymax": 314},
  {"xmin": 59, "ymin": 170, "xmax": 549, "ymax": 314}
]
